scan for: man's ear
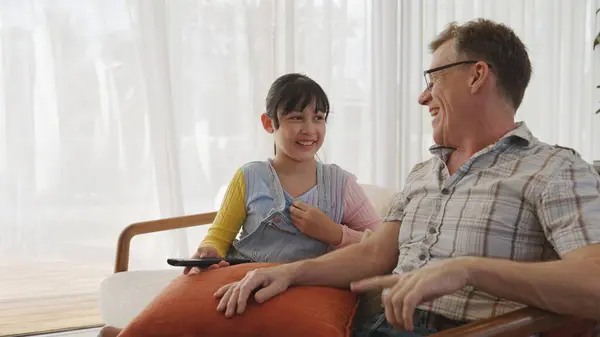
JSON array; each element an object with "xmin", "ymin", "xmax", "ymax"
[
  {"xmin": 468, "ymin": 61, "xmax": 491, "ymax": 94},
  {"xmin": 261, "ymin": 113, "xmax": 275, "ymax": 133}
]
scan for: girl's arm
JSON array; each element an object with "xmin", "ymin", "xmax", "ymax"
[
  {"xmin": 199, "ymin": 168, "xmax": 247, "ymax": 257},
  {"xmin": 334, "ymin": 176, "xmax": 382, "ymax": 248}
]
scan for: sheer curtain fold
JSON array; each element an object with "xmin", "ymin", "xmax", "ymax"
[
  {"xmin": 131, "ymin": 0, "xmax": 189, "ymax": 258},
  {"xmin": 0, "ymin": 1, "xmax": 598, "ymax": 332}
]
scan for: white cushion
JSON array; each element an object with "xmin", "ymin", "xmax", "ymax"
[
  {"xmin": 99, "ymin": 269, "xmax": 180, "ymax": 328},
  {"xmin": 99, "ymin": 184, "xmax": 397, "ymax": 326},
  {"xmin": 360, "ymin": 184, "xmax": 396, "ymax": 218}
]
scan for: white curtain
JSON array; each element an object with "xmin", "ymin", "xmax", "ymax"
[{"xmin": 1, "ymin": 0, "xmax": 599, "ymax": 333}]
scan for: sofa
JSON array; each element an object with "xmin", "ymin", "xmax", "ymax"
[{"xmin": 98, "ymin": 184, "xmax": 595, "ymax": 336}]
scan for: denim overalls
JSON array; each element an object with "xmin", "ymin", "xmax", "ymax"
[{"xmin": 227, "ymin": 160, "xmax": 350, "ymax": 263}]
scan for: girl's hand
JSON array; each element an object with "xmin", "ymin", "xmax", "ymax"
[
  {"xmin": 183, "ymin": 246, "xmax": 229, "ymax": 275},
  {"xmin": 290, "ymin": 201, "xmax": 342, "ymax": 246}
]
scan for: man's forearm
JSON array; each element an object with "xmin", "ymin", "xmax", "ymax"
[
  {"xmin": 291, "ymin": 243, "xmax": 396, "ymax": 288},
  {"xmin": 289, "ymin": 222, "xmax": 401, "ymax": 289},
  {"xmin": 466, "ymin": 255, "xmax": 600, "ymax": 320}
]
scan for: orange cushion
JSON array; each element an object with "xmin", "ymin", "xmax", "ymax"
[{"xmin": 117, "ymin": 263, "xmax": 359, "ymax": 337}]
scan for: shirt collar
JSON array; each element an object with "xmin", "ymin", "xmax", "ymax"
[{"xmin": 428, "ymin": 121, "xmax": 535, "ymax": 156}]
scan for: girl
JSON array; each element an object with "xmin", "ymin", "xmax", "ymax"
[
  {"xmin": 187, "ymin": 73, "xmax": 381, "ymax": 271},
  {"xmin": 99, "ymin": 75, "xmax": 381, "ymax": 337}
]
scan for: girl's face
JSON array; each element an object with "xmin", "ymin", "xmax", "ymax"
[{"xmin": 262, "ymin": 101, "xmax": 327, "ymax": 163}]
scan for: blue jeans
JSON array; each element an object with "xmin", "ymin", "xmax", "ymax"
[{"xmin": 353, "ymin": 309, "xmax": 467, "ymax": 337}]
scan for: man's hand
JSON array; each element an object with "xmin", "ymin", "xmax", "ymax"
[
  {"xmin": 183, "ymin": 246, "xmax": 229, "ymax": 275},
  {"xmin": 350, "ymin": 259, "xmax": 470, "ymax": 331},
  {"xmin": 290, "ymin": 201, "xmax": 342, "ymax": 246},
  {"xmin": 214, "ymin": 265, "xmax": 295, "ymax": 317}
]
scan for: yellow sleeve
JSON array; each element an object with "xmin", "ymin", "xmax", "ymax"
[{"xmin": 200, "ymin": 168, "xmax": 246, "ymax": 257}]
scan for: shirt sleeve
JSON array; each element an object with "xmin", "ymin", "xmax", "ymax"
[
  {"xmin": 199, "ymin": 168, "xmax": 247, "ymax": 257},
  {"xmin": 536, "ymin": 158, "xmax": 600, "ymax": 257},
  {"xmin": 334, "ymin": 176, "xmax": 382, "ymax": 248},
  {"xmin": 382, "ymin": 190, "xmax": 406, "ymax": 223},
  {"xmin": 381, "ymin": 161, "xmax": 427, "ymax": 224}
]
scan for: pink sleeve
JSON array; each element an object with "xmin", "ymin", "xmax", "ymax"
[{"xmin": 333, "ymin": 176, "xmax": 382, "ymax": 248}]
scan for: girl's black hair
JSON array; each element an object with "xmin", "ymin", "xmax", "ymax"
[{"xmin": 265, "ymin": 73, "xmax": 330, "ymax": 129}]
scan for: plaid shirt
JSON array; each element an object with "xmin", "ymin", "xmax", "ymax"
[{"xmin": 384, "ymin": 122, "xmax": 600, "ymax": 322}]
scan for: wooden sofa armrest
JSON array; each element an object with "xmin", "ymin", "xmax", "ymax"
[
  {"xmin": 115, "ymin": 212, "xmax": 217, "ymax": 273},
  {"xmin": 433, "ymin": 307, "xmax": 584, "ymax": 337}
]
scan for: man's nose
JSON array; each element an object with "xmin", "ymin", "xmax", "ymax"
[{"xmin": 418, "ymin": 89, "xmax": 432, "ymax": 106}]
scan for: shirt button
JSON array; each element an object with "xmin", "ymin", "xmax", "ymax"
[
  {"xmin": 428, "ymin": 227, "xmax": 436, "ymax": 234},
  {"xmin": 441, "ymin": 188, "xmax": 449, "ymax": 195},
  {"xmin": 419, "ymin": 254, "xmax": 427, "ymax": 261}
]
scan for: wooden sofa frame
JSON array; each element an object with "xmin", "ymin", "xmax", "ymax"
[{"xmin": 110, "ymin": 212, "xmax": 595, "ymax": 337}]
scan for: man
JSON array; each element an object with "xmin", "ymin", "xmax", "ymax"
[{"xmin": 213, "ymin": 19, "xmax": 600, "ymax": 336}]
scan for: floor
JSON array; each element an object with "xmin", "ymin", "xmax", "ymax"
[
  {"xmin": 35, "ymin": 328, "xmax": 101, "ymax": 337},
  {"xmin": 0, "ymin": 259, "xmax": 111, "ymax": 337}
]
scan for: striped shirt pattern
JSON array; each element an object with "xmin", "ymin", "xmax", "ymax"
[{"xmin": 384, "ymin": 122, "xmax": 600, "ymax": 321}]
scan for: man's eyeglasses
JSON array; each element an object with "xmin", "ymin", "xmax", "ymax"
[{"xmin": 423, "ymin": 60, "xmax": 492, "ymax": 91}]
